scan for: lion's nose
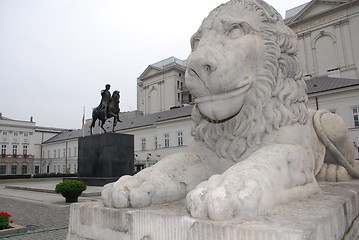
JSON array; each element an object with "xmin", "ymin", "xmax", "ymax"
[{"xmin": 187, "ymin": 51, "xmax": 217, "ymax": 77}]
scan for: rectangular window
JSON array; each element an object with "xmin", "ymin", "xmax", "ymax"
[
  {"xmin": 12, "ymin": 145, "xmax": 17, "ymax": 155},
  {"xmin": 24, "ymin": 132, "xmax": 29, "ymax": 137},
  {"xmin": 35, "ymin": 166, "xmax": 39, "ymax": 174},
  {"xmin": 141, "ymin": 138, "xmax": 146, "ymax": 150},
  {"xmin": 353, "ymin": 108, "xmax": 359, "ymax": 127},
  {"xmin": 154, "ymin": 136, "xmax": 157, "ymax": 149},
  {"xmin": 2, "ymin": 131, "xmax": 7, "ymax": 136},
  {"xmin": 177, "ymin": 131, "xmax": 183, "ymax": 146},
  {"xmin": 164, "ymin": 133, "xmax": 170, "ymax": 148},
  {"xmin": 13, "ymin": 132, "xmax": 19, "ymax": 136},
  {"xmin": 0, "ymin": 165, "xmax": 6, "ymax": 174},
  {"xmin": 74, "ymin": 147, "xmax": 77, "ymax": 157},
  {"xmin": 177, "ymin": 93, "xmax": 181, "ymax": 101},
  {"xmin": 68, "ymin": 148, "xmax": 71, "ymax": 157},
  {"xmin": 63, "ymin": 148, "xmax": 66, "ymax": 158},
  {"xmin": 23, "ymin": 145, "xmax": 28, "ymax": 155},
  {"xmin": 21, "ymin": 165, "xmax": 27, "ymax": 174},
  {"xmin": 11, "ymin": 165, "xmax": 17, "ymax": 174},
  {"xmin": 1, "ymin": 145, "xmax": 6, "ymax": 155},
  {"xmin": 48, "ymin": 150, "xmax": 50, "ymax": 158},
  {"xmin": 58, "ymin": 149, "xmax": 60, "ymax": 158},
  {"xmin": 54, "ymin": 150, "xmax": 56, "ymax": 158}
]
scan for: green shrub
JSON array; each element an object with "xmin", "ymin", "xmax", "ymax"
[{"xmin": 55, "ymin": 180, "xmax": 87, "ymax": 193}]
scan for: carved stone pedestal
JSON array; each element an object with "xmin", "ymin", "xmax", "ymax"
[{"xmin": 67, "ymin": 181, "xmax": 359, "ymax": 240}]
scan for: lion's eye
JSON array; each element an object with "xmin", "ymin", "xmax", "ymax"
[
  {"xmin": 226, "ymin": 22, "xmax": 252, "ymax": 38},
  {"xmin": 191, "ymin": 37, "xmax": 201, "ymax": 51}
]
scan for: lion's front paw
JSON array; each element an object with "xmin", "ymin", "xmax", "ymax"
[
  {"xmin": 102, "ymin": 175, "xmax": 155, "ymax": 208},
  {"xmin": 186, "ymin": 173, "xmax": 263, "ymax": 220}
]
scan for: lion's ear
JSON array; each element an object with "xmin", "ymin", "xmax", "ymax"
[{"xmin": 255, "ymin": 0, "xmax": 283, "ymax": 22}]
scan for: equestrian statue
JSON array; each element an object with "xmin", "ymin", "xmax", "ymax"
[{"xmin": 90, "ymin": 84, "xmax": 122, "ymax": 135}]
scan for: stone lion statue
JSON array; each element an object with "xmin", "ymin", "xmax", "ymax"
[{"xmin": 102, "ymin": 0, "xmax": 359, "ymax": 220}]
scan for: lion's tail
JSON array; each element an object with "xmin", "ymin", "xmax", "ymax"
[{"xmin": 313, "ymin": 109, "xmax": 359, "ymax": 179}]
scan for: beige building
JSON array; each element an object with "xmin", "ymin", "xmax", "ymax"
[
  {"xmin": 0, "ymin": 113, "xmax": 65, "ymax": 175},
  {"xmin": 285, "ymin": 0, "xmax": 359, "ymax": 79},
  {"xmin": 137, "ymin": 57, "xmax": 191, "ymax": 115}
]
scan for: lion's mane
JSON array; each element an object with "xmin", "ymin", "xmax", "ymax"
[{"xmin": 191, "ymin": 0, "xmax": 309, "ymax": 162}]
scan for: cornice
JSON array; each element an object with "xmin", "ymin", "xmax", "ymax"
[
  {"xmin": 287, "ymin": 0, "xmax": 358, "ymax": 28},
  {"xmin": 138, "ymin": 63, "xmax": 186, "ymax": 81}
]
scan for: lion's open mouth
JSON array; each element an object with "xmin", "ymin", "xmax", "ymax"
[{"xmin": 195, "ymin": 79, "xmax": 251, "ymax": 104}]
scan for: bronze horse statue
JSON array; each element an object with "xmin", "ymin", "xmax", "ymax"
[{"xmin": 90, "ymin": 90, "xmax": 121, "ymax": 135}]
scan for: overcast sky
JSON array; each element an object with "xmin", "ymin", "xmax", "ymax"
[{"xmin": 0, "ymin": 0, "xmax": 309, "ymax": 129}]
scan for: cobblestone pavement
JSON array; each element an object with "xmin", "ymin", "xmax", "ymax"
[{"xmin": 0, "ymin": 197, "xmax": 70, "ymax": 240}]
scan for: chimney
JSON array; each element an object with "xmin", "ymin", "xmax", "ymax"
[
  {"xmin": 30, "ymin": 116, "xmax": 33, "ymax": 122},
  {"xmin": 0, "ymin": 112, "xmax": 2, "ymax": 119}
]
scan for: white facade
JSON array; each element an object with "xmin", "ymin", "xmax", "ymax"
[
  {"xmin": 137, "ymin": 57, "xmax": 189, "ymax": 115},
  {"xmin": 40, "ymin": 138, "xmax": 78, "ymax": 174},
  {"xmin": 286, "ymin": 0, "xmax": 359, "ymax": 79},
  {"xmin": 0, "ymin": 114, "xmax": 63, "ymax": 175},
  {"xmin": 120, "ymin": 115, "xmax": 192, "ymax": 168}
]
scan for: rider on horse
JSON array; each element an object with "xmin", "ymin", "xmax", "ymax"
[
  {"xmin": 98, "ymin": 84, "xmax": 111, "ymax": 119},
  {"xmin": 90, "ymin": 84, "xmax": 122, "ymax": 135}
]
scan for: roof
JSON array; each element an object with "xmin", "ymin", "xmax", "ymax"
[
  {"xmin": 306, "ymin": 76, "xmax": 359, "ymax": 94},
  {"xmin": 151, "ymin": 57, "xmax": 186, "ymax": 68},
  {"xmin": 43, "ymin": 105, "xmax": 194, "ymax": 144},
  {"xmin": 285, "ymin": 2, "xmax": 309, "ymax": 19},
  {"xmin": 285, "ymin": 0, "xmax": 354, "ymax": 25}
]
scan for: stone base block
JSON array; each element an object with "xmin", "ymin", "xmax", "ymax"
[{"xmin": 67, "ymin": 181, "xmax": 359, "ymax": 240}]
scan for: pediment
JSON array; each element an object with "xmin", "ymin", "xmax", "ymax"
[
  {"xmin": 138, "ymin": 66, "xmax": 161, "ymax": 80},
  {"xmin": 288, "ymin": 0, "xmax": 349, "ymax": 24}
]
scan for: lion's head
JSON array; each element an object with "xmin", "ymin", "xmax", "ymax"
[{"xmin": 185, "ymin": 0, "xmax": 309, "ymax": 161}]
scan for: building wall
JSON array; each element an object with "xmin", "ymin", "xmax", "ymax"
[
  {"xmin": 119, "ymin": 116, "xmax": 192, "ymax": 168},
  {"xmin": 0, "ymin": 116, "xmax": 67, "ymax": 175},
  {"xmin": 0, "ymin": 118, "xmax": 36, "ymax": 175},
  {"xmin": 40, "ymin": 139, "xmax": 78, "ymax": 174},
  {"xmin": 138, "ymin": 61, "xmax": 186, "ymax": 115},
  {"xmin": 288, "ymin": 1, "xmax": 359, "ymax": 79}
]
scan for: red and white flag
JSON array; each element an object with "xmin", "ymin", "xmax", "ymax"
[
  {"xmin": 82, "ymin": 107, "xmax": 85, "ymax": 126},
  {"xmin": 82, "ymin": 106, "xmax": 85, "ymax": 137}
]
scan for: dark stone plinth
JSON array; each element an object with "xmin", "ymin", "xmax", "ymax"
[{"xmin": 77, "ymin": 133, "xmax": 134, "ymax": 186}]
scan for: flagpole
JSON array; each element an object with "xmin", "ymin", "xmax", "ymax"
[{"xmin": 82, "ymin": 106, "xmax": 85, "ymax": 137}]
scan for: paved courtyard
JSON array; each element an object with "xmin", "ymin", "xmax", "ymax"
[{"xmin": 0, "ymin": 179, "xmax": 102, "ymax": 240}]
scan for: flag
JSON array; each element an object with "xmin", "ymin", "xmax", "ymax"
[
  {"xmin": 82, "ymin": 106, "xmax": 85, "ymax": 137},
  {"xmin": 82, "ymin": 107, "xmax": 85, "ymax": 126}
]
